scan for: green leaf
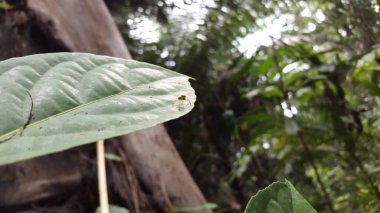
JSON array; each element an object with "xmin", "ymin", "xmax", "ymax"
[
  {"xmin": 284, "ymin": 72, "xmax": 302, "ymax": 87},
  {"xmin": 169, "ymin": 203, "xmax": 218, "ymax": 213},
  {"xmin": 265, "ymin": 200, "xmax": 286, "ymax": 213},
  {"xmin": 244, "ymin": 180, "xmax": 317, "ymax": 213},
  {"xmin": 284, "ymin": 119, "xmax": 300, "ymax": 135},
  {"xmin": 0, "ymin": 1, "xmax": 13, "ymax": 10},
  {"xmin": 263, "ymin": 86, "xmax": 283, "ymax": 98},
  {"xmin": 0, "ymin": 53, "xmax": 195, "ymax": 165},
  {"xmin": 285, "ymin": 180, "xmax": 317, "ymax": 213},
  {"xmin": 245, "ymin": 88, "xmax": 261, "ymax": 99},
  {"xmin": 105, "ymin": 153, "xmax": 123, "ymax": 162},
  {"xmin": 295, "ymin": 87, "xmax": 313, "ymax": 104},
  {"xmin": 95, "ymin": 205, "xmax": 129, "ymax": 213},
  {"xmin": 360, "ymin": 80, "xmax": 380, "ymax": 96}
]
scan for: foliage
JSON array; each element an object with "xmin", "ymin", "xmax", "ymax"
[
  {"xmin": 109, "ymin": 0, "xmax": 380, "ymax": 212},
  {"xmin": 0, "ymin": 53, "xmax": 195, "ymax": 165},
  {"xmin": 233, "ymin": 44, "xmax": 380, "ymax": 213}
]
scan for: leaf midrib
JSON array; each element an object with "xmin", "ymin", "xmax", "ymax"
[{"xmin": 0, "ymin": 75, "xmax": 187, "ymax": 140}]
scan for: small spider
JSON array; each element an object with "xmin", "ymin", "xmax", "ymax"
[
  {"xmin": 178, "ymin": 95, "xmax": 187, "ymax": 101},
  {"xmin": 175, "ymin": 95, "xmax": 192, "ymax": 110}
]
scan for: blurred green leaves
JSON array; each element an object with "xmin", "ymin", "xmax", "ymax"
[{"xmin": 110, "ymin": 0, "xmax": 380, "ymax": 212}]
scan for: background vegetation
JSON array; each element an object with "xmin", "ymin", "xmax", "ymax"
[{"xmin": 107, "ymin": 0, "xmax": 380, "ymax": 212}]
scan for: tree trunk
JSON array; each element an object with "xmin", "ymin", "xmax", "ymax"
[{"xmin": 0, "ymin": 1, "xmax": 211, "ymax": 212}]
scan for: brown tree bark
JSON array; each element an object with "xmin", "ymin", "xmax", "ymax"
[{"xmin": 0, "ymin": 1, "xmax": 211, "ymax": 212}]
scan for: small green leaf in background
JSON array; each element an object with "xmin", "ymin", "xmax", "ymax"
[
  {"xmin": 263, "ymin": 86, "xmax": 283, "ymax": 98},
  {"xmin": 244, "ymin": 180, "xmax": 317, "ymax": 213},
  {"xmin": 245, "ymin": 88, "xmax": 261, "ymax": 99},
  {"xmin": 284, "ymin": 119, "xmax": 300, "ymax": 136},
  {"xmin": 0, "ymin": 53, "xmax": 196, "ymax": 165},
  {"xmin": 105, "ymin": 153, "xmax": 123, "ymax": 162},
  {"xmin": 95, "ymin": 205, "xmax": 129, "ymax": 213},
  {"xmin": 295, "ymin": 87, "xmax": 313, "ymax": 105},
  {"xmin": 0, "ymin": 1, "xmax": 13, "ymax": 10},
  {"xmin": 169, "ymin": 203, "xmax": 217, "ymax": 213},
  {"xmin": 360, "ymin": 80, "xmax": 380, "ymax": 96},
  {"xmin": 284, "ymin": 72, "xmax": 302, "ymax": 87}
]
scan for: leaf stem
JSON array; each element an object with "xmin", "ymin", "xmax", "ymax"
[{"xmin": 97, "ymin": 140, "xmax": 109, "ymax": 213}]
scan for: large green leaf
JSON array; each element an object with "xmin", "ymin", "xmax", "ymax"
[
  {"xmin": 244, "ymin": 180, "xmax": 317, "ymax": 213},
  {"xmin": 0, "ymin": 53, "xmax": 195, "ymax": 165}
]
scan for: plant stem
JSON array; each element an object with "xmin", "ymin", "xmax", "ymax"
[
  {"xmin": 298, "ymin": 133, "xmax": 337, "ymax": 213},
  {"xmin": 97, "ymin": 140, "xmax": 109, "ymax": 213}
]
